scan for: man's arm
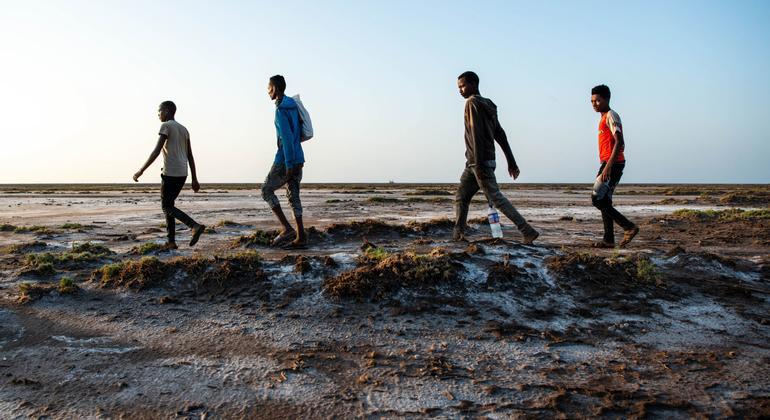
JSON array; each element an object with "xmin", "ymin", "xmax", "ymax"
[
  {"xmin": 493, "ymin": 120, "xmax": 520, "ymax": 180},
  {"xmin": 133, "ymin": 135, "xmax": 166, "ymax": 182},
  {"xmin": 187, "ymin": 137, "xmax": 200, "ymax": 192},
  {"xmin": 600, "ymin": 130, "xmax": 624, "ymax": 181},
  {"xmin": 467, "ymin": 100, "xmax": 486, "ymax": 169},
  {"xmin": 276, "ymin": 110, "xmax": 298, "ymax": 174}
]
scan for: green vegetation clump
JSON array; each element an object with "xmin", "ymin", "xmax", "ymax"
[
  {"xmin": 130, "ymin": 242, "xmax": 166, "ymax": 255},
  {"xmin": 1, "ymin": 224, "xmax": 16, "ymax": 232},
  {"xmin": 72, "ymin": 242, "xmax": 113, "ymax": 255},
  {"xmin": 0, "ymin": 241, "xmax": 47, "ymax": 254},
  {"xmin": 93, "ymin": 256, "xmax": 166, "ymax": 289},
  {"xmin": 58, "ymin": 277, "xmax": 78, "ymax": 294},
  {"xmin": 22, "ymin": 244, "xmax": 113, "ymax": 275},
  {"xmin": 61, "ymin": 223, "xmax": 91, "ymax": 230},
  {"xmin": 635, "ymin": 258, "xmax": 662, "ymax": 285},
  {"xmin": 11, "ymin": 225, "xmax": 54, "ymax": 234},
  {"xmin": 230, "ymin": 229, "xmax": 279, "ymax": 248},
  {"xmin": 17, "ymin": 282, "xmax": 56, "ymax": 303},
  {"xmin": 718, "ymin": 191, "xmax": 770, "ymax": 205},
  {"xmin": 406, "ymin": 217, "xmax": 455, "ymax": 232},
  {"xmin": 671, "ymin": 208, "xmax": 770, "ymax": 222},
  {"xmin": 547, "ymin": 252, "xmax": 664, "ymax": 287},
  {"xmin": 22, "ymin": 253, "xmax": 56, "ymax": 276},
  {"xmin": 323, "ymin": 248, "xmax": 457, "ymax": 301},
  {"xmin": 362, "ymin": 246, "xmax": 390, "ymax": 261},
  {"xmin": 93, "ymin": 251, "xmax": 264, "ymax": 292}
]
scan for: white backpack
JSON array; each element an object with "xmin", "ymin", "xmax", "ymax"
[{"xmin": 292, "ymin": 94, "xmax": 314, "ymax": 142}]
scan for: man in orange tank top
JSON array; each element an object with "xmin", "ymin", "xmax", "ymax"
[{"xmin": 590, "ymin": 85, "xmax": 638, "ymax": 248}]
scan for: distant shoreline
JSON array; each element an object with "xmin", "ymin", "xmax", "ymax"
[{"xmin": 0, "ymin": 183, "xmax": 767, "ymax": 192}]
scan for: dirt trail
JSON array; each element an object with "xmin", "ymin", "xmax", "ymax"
[{"xmin": 0, "ymin": 184, "xmax": 768, "ymax": 418}]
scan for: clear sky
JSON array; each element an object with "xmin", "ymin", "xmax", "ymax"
[{"xmin": 1, "ymin": 0, "xmax": 768, "ymax": 184}]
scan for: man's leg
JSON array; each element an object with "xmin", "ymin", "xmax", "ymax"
[
  {"xmin": 474, "ymin": 167, "xmax": 539, "ymax": 243},
  {"xmin": 161, "ymin": 175, "xmax": 190, "ymax": 245},
  {"xmin": 592, "ymin": 164, "xmax": 636, "ymax": 246},
  {"xmin": 453, "ymin": 167, "xmax": 480, "ymax": 240},
  {"xmin": 605, "ymin": 165, "xmax": 637, "ymax": 246},
  {"xmin": 261, "ymin": 163, "xmax": 295, "ymax": 244},
  {"xmin": 285, "ymin": 166, "xmax": 306, "ymax": 245}
]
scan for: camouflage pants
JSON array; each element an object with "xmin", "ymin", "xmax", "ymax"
[
  {"xmin": 454, "ymin": 164, "xmax": 527, "ymax": 231},
  {"xmin": 261, "ymin": 163, "xmax": 303, "ymax": 217}
]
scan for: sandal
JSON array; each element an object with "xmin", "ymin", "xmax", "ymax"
[
  {"xmin": 270, "ymin": 229, "xmax": 296, "ymax": 247},
  {"xmin": 620, "ymin": 226, "xmax": 639, "ymax": 248}
]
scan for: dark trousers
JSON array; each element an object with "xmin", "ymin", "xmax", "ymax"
[
  {"xmin": 161, "ymin": 175, "xmax": 197, "ymax": 243},
  {"xmin": 592, "ymin": 162, "xmax": 634, "ymax": 243},
  {"xmin": 455, "ymin": 164, "xmax": 528, "ymax": 231}
]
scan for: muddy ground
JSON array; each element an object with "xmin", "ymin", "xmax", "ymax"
[{"xmin": 0, "ymin": 183, "xmax": 768, "ymax": 418}]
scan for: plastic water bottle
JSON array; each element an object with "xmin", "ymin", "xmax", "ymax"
[{"xmin": 488, "ymin": 204, "xmax": 503, "ymax": 238}]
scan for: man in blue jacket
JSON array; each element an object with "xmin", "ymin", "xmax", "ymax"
[{"xmin": 261, "ymin": 75, "xmax": 307, "ymax": 248}]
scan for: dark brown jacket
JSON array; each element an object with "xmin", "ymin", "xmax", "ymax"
[{"xmin": 464, "ymin": 95, "xmax": 516, "ymax": 169}]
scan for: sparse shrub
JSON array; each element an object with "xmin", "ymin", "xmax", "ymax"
[
  {"xmin": 23, "ymin": 253, "xmax": 56, "ymax": 276},
  {"xmin": 13, "ymin": 225, "xmax": 53, "ymax": 234},
  {"xmin": 58, "ymin": 277, "xmax": 78, "ymax": 294},
  {"xmin": 230, "ymin": 230, "xmax": 279, "ymax": 248},
  {"xmin": 323, "ymin": 248, "xmax": 458, "ymax": 301},
  {"xmin": 636, "ymin": 257, "xmax": 662, "ymax": 285},
  {"xmin": 61, "ymin": 223, "xmax": 88, "ymax": 230},
  {"xmin": 671, "ymin": 208, "xmax": 770, "ymax": 222},
  {"xmin": 363, "ymin": 246, "xmax": 390, "ymax": 261},
  {"xmin": 72, "ymin": 242, "xmax": 113, "ymax": 255},
  {"xmin": 17, "ymin": 282, "xmax": 55, "ymax": 303},
  {"xmin": 0, "ymin": 241, "xmax": 47, "ymax": 254},
  {"xmin": 130, "ymin": 242, "xmax": 165, "ymax": 255}
]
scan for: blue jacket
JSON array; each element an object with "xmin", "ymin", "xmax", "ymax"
[{"xmin": 273, "ymin": 96, "xmax": 305, "ymax": 168}]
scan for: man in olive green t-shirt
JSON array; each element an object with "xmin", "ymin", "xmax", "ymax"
[{"xmin": 133, "ymin": 101, "xmax": 206, "ymax": 249}]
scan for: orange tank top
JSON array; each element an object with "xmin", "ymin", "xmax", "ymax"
[{"xmin": 598, "ymin": 112, "xmax": 625, "ymax": 163}]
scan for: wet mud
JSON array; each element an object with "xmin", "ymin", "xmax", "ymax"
[{"xmin": 0, "ymin": 184, "xmax": 768, "ymax": 417}]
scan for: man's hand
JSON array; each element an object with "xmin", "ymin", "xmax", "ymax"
[
  {"xmin": 600, "ymin": 165, "xmax": 612, "ymax": 182},
  {"xmin": 508, "ymin": 165, "xmax": 520, "ymax": 180},
  {"xmin": 191, "ymin": 179, "xmax": 200, "ymax": 193},
  {"xmin": 133, "ymin": 170, "xmax": 143, "ymax": 182}
]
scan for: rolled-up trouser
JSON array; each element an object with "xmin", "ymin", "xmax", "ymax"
[
  {"xmin": 261, "ymin": 162, "xmax": 303, "ymax": 217},
  {"xmin": 454, "ymin": 163, "xmax": 528, "ymax": 232},
  {"xmin": 161, "ymin": 175, "xmax": 197, "ymax": 243},
  {"xmin": 591, "ymin": 162, "xmax": 634, "ymax": 243}
]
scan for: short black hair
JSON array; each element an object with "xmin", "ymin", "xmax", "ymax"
[
  {"xmin": 458, "ymin": 71, "xmax": 479, "ymax": 85},
  {"xmin": 269, "ymin": 75, "xmax": 286, "ymax": 92},
  {"xmin": 159, "ymin": 101, "xmax": 176, "ymax": 114},
  {"xmin": 591, "ymin": 85, "xmax": 611, "ymax": 100}
]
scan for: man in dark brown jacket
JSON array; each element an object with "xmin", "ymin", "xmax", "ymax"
[{"xmin": 453, "ymin": 71, "xmax": 539, "ymax": 244}]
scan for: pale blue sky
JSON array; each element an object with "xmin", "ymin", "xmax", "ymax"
[{"xmin": 1, "ymin": 0, "xmax": 768, "ymax": 183}]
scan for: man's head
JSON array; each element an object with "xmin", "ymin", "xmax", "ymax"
[
  {"xmin": 457, "ymin": 71, "xmax": 480, "ymax": 99},
  {"xmin": 158, "ymin": 101, "xmax": 176, "ymax": 122},
  {"xmin": 591, "ymin": 85, "xmax": 611, "ymax": 113},
  {"xmin": 268, "ymin": 75, "xmax": 286, "ymax": 100}
]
